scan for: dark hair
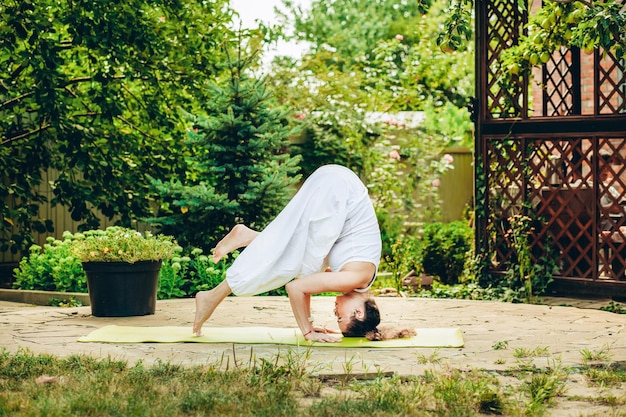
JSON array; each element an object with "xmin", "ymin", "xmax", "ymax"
[{"xmin": 341, "ymin": 298, "xmax": 380, "ymax": 337}]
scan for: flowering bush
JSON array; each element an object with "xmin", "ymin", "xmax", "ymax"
[
  {"xmin": 13, "ymin": 233, "xmax": 86, "ymax": 292},
  {"xmin": 73, "ymin": 227, "xmax": 181, "ymax": 263}
]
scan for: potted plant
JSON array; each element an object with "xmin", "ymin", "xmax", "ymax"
[{"xmin": 73, "ymin": 226, "xmax": 180, "ymax": 317}]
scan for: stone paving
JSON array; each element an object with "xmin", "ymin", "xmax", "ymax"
[
  {"xmin": 1, "ymin": 296, "xmax": 624, "ymax": 371},
  {"xmin": 1, "ymin": 296, "xmax": 625, "ymax": 416}
]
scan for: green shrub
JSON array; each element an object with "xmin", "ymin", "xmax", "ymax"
[
  {"xmin": 13, "ymin": 231, "xmax": 232, "ymax": 299},
  {"xmin": 157, "ymin": 248, "xmax": 231, "ymax": 299},
  {"xmin": 421, "ymin": 221, "xmax": 473, "ymax": 285},
  {"xmin": 13, "ymin": 233, "xmax": 86, "ymax": 293}
]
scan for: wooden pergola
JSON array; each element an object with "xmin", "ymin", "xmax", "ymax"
[{"xmin": 475, "ymin": 0, "xmax": 626, "ymax": 298}]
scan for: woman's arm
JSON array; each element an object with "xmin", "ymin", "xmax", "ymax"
[
  {"xmin": 285, "ymin": 263, "xmax": 376, "ymax": 343},
  {"xmin": 286, "ymin": 279, "xmax": 342, "ymax": 343}
]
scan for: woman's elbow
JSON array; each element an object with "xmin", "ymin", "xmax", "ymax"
[{"xmin": 286, "ymin": 280, "xmax": 307, "ymax": 298}]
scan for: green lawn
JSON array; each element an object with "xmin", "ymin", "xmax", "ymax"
[{"xmin": 2, "ymin": 348, "xmax": 625, "ymax": 416}]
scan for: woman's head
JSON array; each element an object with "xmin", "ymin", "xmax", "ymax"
[{"xmin": 334, "ymin": 291, "xmax": 380, "ymax": 337}]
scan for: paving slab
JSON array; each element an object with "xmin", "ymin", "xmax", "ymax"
[{"xmin": 1, "ymin": 296, "xmax": 625, "ymax": 416}]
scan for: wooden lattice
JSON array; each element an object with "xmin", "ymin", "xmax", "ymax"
[
  {"xmin": 486, "ymin": 140, "xmax": 525, "ymax": 270},
  {"xmin": 485, "ymin": 0, "xmax": 525, "ymax": 118},
  {"xmin": 543, "ymin": 48, "xmax": 578, "ymax": 116},
  {"xmin": 597, "ymin": 0, "xmax": 626, "ymax": 115},
  {"xmin": 485, "ymin": 137, "xmax": 626, "ymax": 282},
  {"xmin": 597, "ymin": 48, "xmax": 626, "ymax": 115},
  {"xmin": 477, "ymin": 0, "xmax": 626, "ymax": 297}
]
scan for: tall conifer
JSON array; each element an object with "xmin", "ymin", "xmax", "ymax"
[{"xmin": 151, "ymin": 48, "xmax": 301, "ymax": 251}]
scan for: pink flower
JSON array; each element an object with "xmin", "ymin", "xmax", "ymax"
[
  {"xmin": 443, "ymin": 153, "xmax": 454, "ymax": 164},
  {"xmin": 389, "ymin": 150, "xmax": 401, "ymax": 161},
  {"xmin": 159, "ymin": 16, "xmax": 166, "ymax": 22},
  {"xmin": 431, "ymin": 179, "xmax": 441, "ymax": 187},
  {"xmin": 295, "ymin": 112, "xmax": 306, "ymax": 120},
  {"xmin": 395, "ymin": 34, "xmax": 404, "ymax": 41}
]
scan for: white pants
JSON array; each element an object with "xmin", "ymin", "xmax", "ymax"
[{"xmin": 226, "ymin": 165, "xmax": 382, "ymax": 296}]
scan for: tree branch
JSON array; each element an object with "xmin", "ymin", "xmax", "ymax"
[
  {"xmin": 0, "ymin": 75, "xmax": 127, "ymax": 110},
  {"xmin": 1, "ymin": 124, "xmax": 51, "ymax": 146},
  {"xmin": 115, "ymin": 115, "xmax": 158, "ymax": 141},
  {"xmin": 0, "ymin": 92, "xmax": 35, "ymax": 110}
]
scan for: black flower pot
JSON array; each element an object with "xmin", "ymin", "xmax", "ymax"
[{"xmin": 83, "ymin": 260, "xmax": 162, "ymax": 317}]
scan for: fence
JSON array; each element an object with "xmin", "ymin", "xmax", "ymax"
[
  {"xmin": 1, "ymin": 168, "xmax": 122, "ymax": 264},
  {"xmin": 439, "ymin": 148, "xmax": 474, "ymax": 223}
]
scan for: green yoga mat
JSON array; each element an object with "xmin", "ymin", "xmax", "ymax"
[{"xmin": 78, "ymin": 325, "xmax": 464, "ymax": 348}]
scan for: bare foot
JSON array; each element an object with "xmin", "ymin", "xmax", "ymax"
[
  {"xmin": 212, "ymin": 224, "xmax": 259, "ymax": 263},
  {"xmin": 192, "ymin": 290, "xmax": 220, "ymax": 336},
  {"xmin": 192, "ymin": 281, "xmax": 232, "ymax": 336}
]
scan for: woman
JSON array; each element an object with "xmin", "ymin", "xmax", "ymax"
[{"xmin": 192, "ymin": 164, "xmax": 384, "ymax": 343}]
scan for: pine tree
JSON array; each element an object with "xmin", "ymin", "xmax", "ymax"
[{"xmin": 150, "ymin": 48, "xmax": 301, "ymax": 251}]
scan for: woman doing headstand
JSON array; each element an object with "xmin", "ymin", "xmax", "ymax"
[{"xmin": 193, "ymin": 165, "xmax": 394, "ymax": 343}]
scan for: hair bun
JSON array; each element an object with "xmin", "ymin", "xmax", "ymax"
[
  {"xmin": 365, "ymin": 328, "xmax": 383, "ymax": 341},
  {"xmin": 365, "ymin": 326, "xmax": 417, "ymax": 341}
]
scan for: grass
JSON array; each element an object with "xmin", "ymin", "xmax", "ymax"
[
  {"xmin": 512, "ymin": 346, "xmax": 550, "ymax": 359},
  {"xmin": 492, "ymin": 340, "xmax": 509, "ymax": 350},
  {"xmin": 579, "ymin": 345, "xmax": 626, "ymax": 389},
  {"xmin": 1, "ymin": 347, "xmax": 626, "ymax": 416},
  {"xmin": 581, "ymin": 344, "xmax": 613, "ymax": 364},
  {"xmin": 520, "ymin": 363, "xmax": 569, "ymax": 414},
  {"xmin": 415, "ymin": 350, "xmax": 442, "ymax": 365},
  {"xmin": 1, "ymin": 350, "xmax": 299, "ymax": 416}
]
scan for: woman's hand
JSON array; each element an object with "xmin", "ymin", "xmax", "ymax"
[
  {"xmin": 304, "ymin": 330, "xmax": 342, "ymax": 343},
  {"xmin": 312, "ymin": 326, "xmax": 340, "ymax": 334}
]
